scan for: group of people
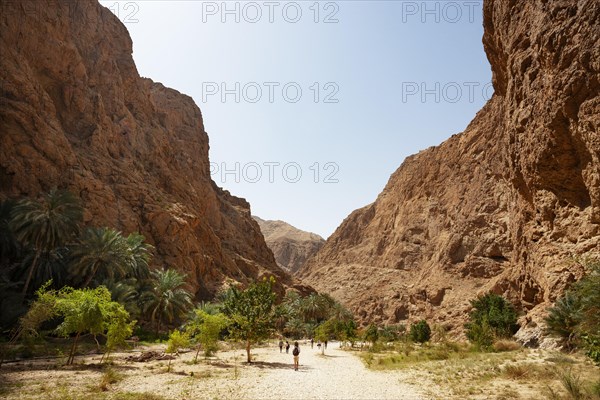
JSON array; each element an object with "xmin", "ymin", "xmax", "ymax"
[
  {"xmin": 278, "ymin": 337, "xmax": 331, "ymax": 371},
  {"xmin": 278, "ymin": 340, "xmax": 301, "ymax": 371},
  {"xmin": 310, "ymin": 338, "xmax": 327, "ymax": 350}
]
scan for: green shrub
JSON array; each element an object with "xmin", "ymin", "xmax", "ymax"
[
  {"xmin": 364, "ymin": 323, "xmax": 379, "ymax": 344},
  {"xmin": 410, "ymin": 320, "xmax": 431, "ymax": 343},
  {"xmin": 465, "ymin": 293, "xmax": 517, "ymax": 350},
  {"xmin": 544, "ymin": 291, "xmax": 581, "ymax": 349},
  {"xmin": 545, "ymin": 258, "xmax": 600, "ymax": 364},
  {"xmin": 379, "ymin": 324, "xmax": 405, "ymax": 342},
  {"xmin": 582, "ymin": 334, "xmax": 600, "ymax": 365}
]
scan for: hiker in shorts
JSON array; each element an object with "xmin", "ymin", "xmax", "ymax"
[
  {"xmin": 285, "ymin": 341, "xmax": 290, "ymax": 354},
  {"xmin": 292, "ymin": 341, "xmax": 300, "ymax": 371},
  {"xmin": 278, "ymin": 339, "xmax": 283, "ymax": 353}
]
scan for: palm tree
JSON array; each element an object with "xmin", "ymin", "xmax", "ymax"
[
  {"xmin": 125, "ymin": 232, "xmax": 152, "ymax": 279},
  {"xmin": 143, "ymin": 268, "xmax": 193, "ymax": 334},
  {"xmin": 21, "ymin": 247, "xmax": 69, "ymax": 289},
  {"xmin": 9, "ymin": 189, "xmax": 82, "ymax": 294},
  {"xmin": 102, "ymin": 278, "xmax": 141, "ymax": 318},
  {"xmin": 284, "ymin": 317, "xmax": 307, "ymax": 339},
  {"xmin": 0, "ymin": 199, "xmax": 20, "ymax": 264},
  {"xmin": 300, "ymin": 293, "xmax": 331, "ymax": 323},
  {"xmin": 70, "ymin": 227, "xmax": 131, "ymax": 287},
  {"xmin": 328, "ymin": 301, "xmax": 353, "ymax": 322}
]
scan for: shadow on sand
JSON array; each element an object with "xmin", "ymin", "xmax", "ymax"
[{"xmin": 246, "ymin": 361, "xmax": 313, "ymax": 371}]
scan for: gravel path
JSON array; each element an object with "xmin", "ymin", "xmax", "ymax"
[
  {"xmin": 207, "ymin": 342, "xmax": 427, "ymax": 400},
  {"xmin": 0, "ymin": 342, "xmax": 428, "ymax": 399}
]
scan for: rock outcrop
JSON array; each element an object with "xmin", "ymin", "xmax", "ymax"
[
  {"xmin": 253, "ymin": 216, "xmax": 325, "ymax": 274},
  {"xmin": 0, "ymin": 0, "xmax": 292, "ymax": 298},
  {"xmin": 298, "ymin": 0, "xmax": 599, "ymax": 340}
]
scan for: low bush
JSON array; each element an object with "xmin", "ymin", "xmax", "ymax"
[
  {"xmin": 465, "ymin": 293, "xmax": 518, "ymax": 350},
  {"xmin": 503, "ymin": 364, "xmax": 529, "ymax": 380},
  {"xmin": 493, "ymin": 339, "xmax": 521, "ymax": 352},
  {"xmin": 410, "ymin": 320, "xmax": 431, "ymax": 343}
]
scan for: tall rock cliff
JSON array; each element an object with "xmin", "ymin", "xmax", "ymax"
[
  {"xmin": 253, "ymin": 216, "xmax": 325, "ymax": 274},
  {"xmin": 0, "ymin": 0, "xmax": 292, "ymax": 297},
  {"xmin": 299, "ymin": 0, "xmax": 599, "ymax": 340}
]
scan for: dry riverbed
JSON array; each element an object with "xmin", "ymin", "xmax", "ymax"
[{"xmin": 0, "ymin": 341, "xmax": 598, "ymax": 400}]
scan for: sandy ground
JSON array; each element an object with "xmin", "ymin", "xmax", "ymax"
[
  {"xmin": 202, "ymin": 342, "xmax": 426, "ymax": 400},
  {"xmin": 0, "ymin": 341, "xmax": 428, "ymax": 400}
]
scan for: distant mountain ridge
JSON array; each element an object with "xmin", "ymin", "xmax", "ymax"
[{"xmin": 253, "ymin": 217, "xmax": 325, "ymax": 274}]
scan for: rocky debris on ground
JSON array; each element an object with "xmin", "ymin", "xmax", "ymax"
[{"xmin": 124, "ymin": 351, "xmax": 175, "ymax": 362}]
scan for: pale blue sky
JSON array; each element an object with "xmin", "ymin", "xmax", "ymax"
[{"xmin": 100, "ymin": 1, "xmax": 491, "ymax": 238}]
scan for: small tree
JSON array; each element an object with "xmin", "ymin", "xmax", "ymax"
[
  {"xmin": 380, "ymin": 324, "xmax": 405, "ymax": 342},
  {"xmin": 364, "ymin": 323, "xmax": 379, "ymax": 346},
  {"xmin": 166, "ymin": 330, "xmax": 190, "ymax": 372},
  {"xmin": 343, "ymin": 319, "xmax": 358, "ymax": 347},
  {"xmin": 21, "ymin": 283, "xmax": 134, "ymax": 364},
  {"xmin": 221, "ymin": 277, "xmax": 277, "ymax": 363},
  {"xmin": 186, "ymin": 309, "xmax": 229, "ymax": 362},
  {"xmin": 410, "ymin": 320, "xmax": 431, "ymax": 343},
  {"xmin": 465, "ymin": 293, "xmax": 518, "ymax": 350}
]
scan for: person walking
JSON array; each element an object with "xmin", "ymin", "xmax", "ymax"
[
  {"xmin": 310, "ymin": 338, "xmax": 314, "ymax": 349},
  {"xmin": 324, "ymin": 340, "xmax": 328, "ymax": 349},
  {"xmin": 278, "ymin": 339, "xmax": 283, "ymax": 353},
  {"xmin": 292, "ymin": 341, "xmax": 300, "ymax": 371},
  {"xmin": 285, "ymin": 341, "xmax": 290, "ymax": 354}
]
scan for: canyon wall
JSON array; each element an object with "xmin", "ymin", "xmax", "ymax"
[
  {"xmin": 0, "ymin": 0, "xmax": 293, "ymax": 298},
  {"xmin": 299, "ymin": 0, "xmax": 599, "ymax": 342}
]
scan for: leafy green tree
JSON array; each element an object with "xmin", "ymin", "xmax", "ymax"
[
  {"xmin": 380, "ymin": 324, "xmax": 405, "ymax": 342},
  {"xmin": 314, "ymin": 321, "xmax": 333, "ymax": 354},
  {"xmin": 410, "ymin": 320, "xmax": 431, "ymax": 343},
  {"xmin": 10, "ymin": 190, "xmax": 82, "ymax": 294},
  {"xmin": 186, "ymin": 309, "xmax": 229, "ymax": 362},
  {"xmin": 143, "ymin": 268, "xmax": 193, "ymax": 335},
  {"xmin": 465, "ymin": 293, "xmax": 518, "ymax": 349},
  {"xmin": 166, "ymin": 329, "xmax": 190, "ymax": 372},
  {"xmin": 221, "ymin": 277, "xmax": 277, "ymax": 363},
  {"xmin": 20, "ymin": 283, "xmax": 134, "ymax": 364},
  {"xmin": 342, "ymin": 319, "xmax": 359, "ymax": 347},
  {"xmin": 364, "ymin": 323, "xmax": 379, "ymax": 345}
]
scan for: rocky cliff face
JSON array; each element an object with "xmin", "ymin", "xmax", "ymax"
[
  {"xmin": 253, "ymin": 217, "xmax": 325, "ymax": 274},
  {"xmin": 299, "ymin": 0, "xmax": 599, "ymax": 341},
  {"xmin": 0, "ymin": 0, "xmax": 293, "ymax": 297}
]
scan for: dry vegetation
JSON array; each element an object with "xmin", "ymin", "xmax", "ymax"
[
  {"xmin": 359, "ymin": 341, "xmax": 600, "ymax": 400},
  {"xmin": 2, "ymin": 338, "xmax": 599, "ymax": 400}
]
